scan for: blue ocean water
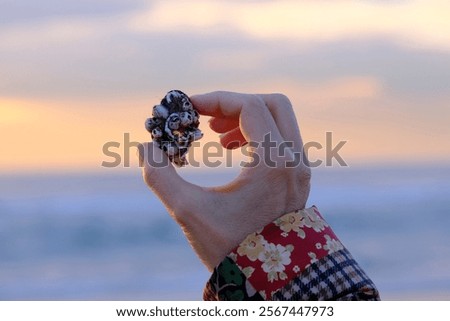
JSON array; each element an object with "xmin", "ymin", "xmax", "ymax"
[{"xmin": 0, "ymin": 164, "xmax": 449, "ymax": 300}]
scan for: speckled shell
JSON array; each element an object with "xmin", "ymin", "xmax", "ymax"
[{"xmin": 145, "ymin": 90, "xmax": 203, "ymax": 166}]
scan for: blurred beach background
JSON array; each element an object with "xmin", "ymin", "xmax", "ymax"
[{"xmin": 1, "ymin": 0, "xmax": 449, "ymax": 300}]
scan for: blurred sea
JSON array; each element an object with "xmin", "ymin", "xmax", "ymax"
[{"xmin": 0, "ymin": 164, "xmax": 449, "ymax": 300}]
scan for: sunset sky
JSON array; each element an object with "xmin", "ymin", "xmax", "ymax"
[{"xmin": 1, "ymin": 0, "xmax": 449, "ymax": 173}]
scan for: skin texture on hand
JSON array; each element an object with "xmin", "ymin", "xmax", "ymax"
[{"xmin": 139, "ymin": 91, "xmax": 311, "ymax": 271}]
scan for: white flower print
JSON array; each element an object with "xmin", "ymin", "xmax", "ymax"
[
  {"xmin": 275, "ymin": 213, "xmax": 306, "ymax": 239},
  {"xmin": 228, "ymin": 252, "xmax": 237, "ymax": 262},
  {"xmin": 242, "ymin": 266, "xmax": 255, "ymax": 279},
  {"xmin": 275, "ymin": 209, "xmax": 329, "ymax": 239},
  {"xmin": 305, "ymin": 252, "xmax": 318, "ymax": 269},
  {"xmin": 308, "ymin": 252, "xmax": 318, "ymax": 265},
  {"xmin": 293, "ymin": 265, "xmax": 301, "ymax": 273},
  {"xmin": 237, "ymin": 233, "xmax": 267, "ymax": 261},
  {"xmin": 298, "ymin": 208, "xmax": 329, "ymax": 232},
  {"xmin": 323, "ymin": 235, "xmax": 344, "ymax": 254},
  {"xmin": 297, "ymin": 228, "xmax": 306, "ymax": 239},
  {"xmin": 258, "ymin": 243, "xmax": 292, "ymax": 282},
  {"xmin": 311, "ymin": 209, "xmax": 329, "ymax": 231}
]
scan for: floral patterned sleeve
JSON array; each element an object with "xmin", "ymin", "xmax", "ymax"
[{"xmin": 203, "ymin": 206, "xmax": 380, "ymax": 301}]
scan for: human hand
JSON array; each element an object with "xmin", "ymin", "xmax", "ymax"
[{"xmin": 139, "ymin": 91, "xmax": 311, "ymax": 271}]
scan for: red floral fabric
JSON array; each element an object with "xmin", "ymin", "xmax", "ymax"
[{"xmin": 227, "ymin": 206, "xmax": 344, "ymax": 299}]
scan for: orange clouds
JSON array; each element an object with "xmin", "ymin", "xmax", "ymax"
[{"xmin": 0, "ymin": 98, "xmax": 150, "ymax": 173}]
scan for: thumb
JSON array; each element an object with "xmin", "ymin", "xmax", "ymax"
[{"xmin": 138, "ymin": 142, "xmax": 202, "ymax": 214}]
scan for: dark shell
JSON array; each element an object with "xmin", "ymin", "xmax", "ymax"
[{"xmin": 145, "ymin": 90, "xmax": 203, "ymax": 166}]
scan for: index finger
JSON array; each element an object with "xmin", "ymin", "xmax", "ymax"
[
  {"xmin": 190, "ymin": 91, "xmax": 283, "ymax": 144},
  {"xmin": 191, "ymin": 91, "xmax": 248, "ymax": 118}
]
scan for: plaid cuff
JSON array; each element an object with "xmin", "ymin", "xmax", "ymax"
[{"xmin": 272, "ymin": 248, "xmax": 380, "ymax": 300}]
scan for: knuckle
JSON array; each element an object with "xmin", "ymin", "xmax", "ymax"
[
  {"xmin": 269, "ymin": 93, "xmax": 295, "ymax": 114},
  {"xmin": 245, "ymin": 94, "xmax": 267, "ymax": 109},
  {"xmin": 270, "ymin": 93, "xmax": 292, "ymax": 105}
]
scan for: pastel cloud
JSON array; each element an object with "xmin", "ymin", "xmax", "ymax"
[
  {"xmin": 2, "ymin": 1, "xmax": 450, "ymax": 52},
  {"xmin": 130, "ymin": 0, "xmax": 450, "ymax": 51}
]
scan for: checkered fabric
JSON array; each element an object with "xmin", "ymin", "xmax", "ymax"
[{"xmin": 271, "ymin": 248, "xmax": 380, "ymax": 301}]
